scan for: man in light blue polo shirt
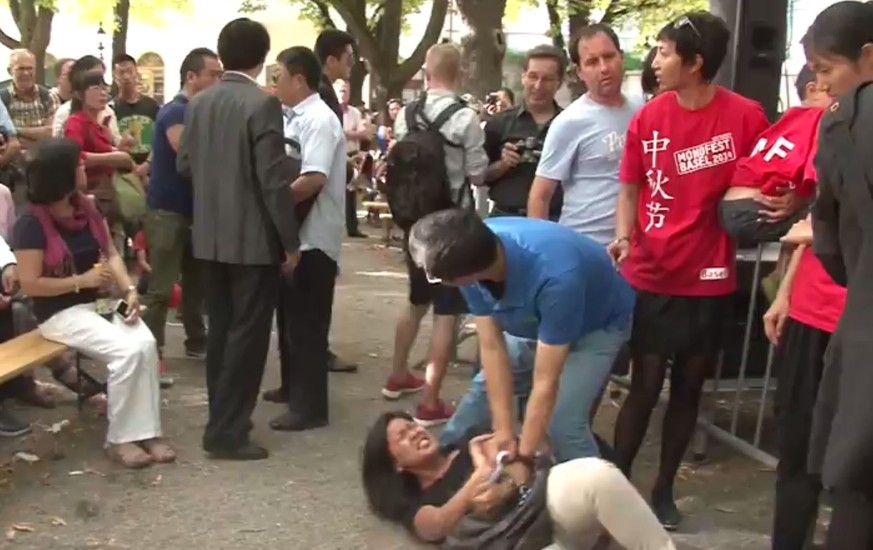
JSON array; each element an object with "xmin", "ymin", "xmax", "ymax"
[
  {"xmin": 527, "ymin": 23, "xmax": 642, "ymax": 245},
  {"xmin": 408, "ymin": 209, "xmax": 634, "ymax": 463}
]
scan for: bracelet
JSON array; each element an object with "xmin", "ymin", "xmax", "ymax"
[
  {"xmin": 73, "ymin": 275, "xmax": 80, "ymax": 294},
  {"xmin": 125, "ymin": 284, "xmax": 137, "ymax": 294},
  {"xmin": 612, "ymin": 236, "xmax": 630, "ymax": 245}
]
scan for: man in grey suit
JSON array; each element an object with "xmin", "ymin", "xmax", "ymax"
[{"xmin": 178, "ymin": 18, "xmax": 301, "ymax": 461}]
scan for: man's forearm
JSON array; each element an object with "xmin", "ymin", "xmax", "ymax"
[
  {"xmin": 290, "ymin": 173, "xmax": 326, "ymax": 202},
  {"xmin": 478, "ymin": 331, "xmax": 515, "ymax": 437},
  {"xmin": 518, "ymin": 343, "xmax": 567, "ymax": 456},
  {"xmin": 615, "ymin": 183, "xmax": 639, "ymax": 238},
  {"xmin": 485, "ymin": 160, "xmax": 510, "ymax": 183},
  {"xmin": 527, "ymin": 177, "xmax": 557, "ymax": 220},
  {"xmin": 18, "ymin": 126, "xmax": 52, "ymax": 142}
]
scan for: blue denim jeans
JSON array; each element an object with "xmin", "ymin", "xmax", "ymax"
[{"xmin": 440, "ymin": 325, "xmax": 629, "ymax": 462}]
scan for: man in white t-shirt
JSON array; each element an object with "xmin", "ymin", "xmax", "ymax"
[{"xmin": 334, "ymin": 79, "xmax": 374, "ymax": 238}]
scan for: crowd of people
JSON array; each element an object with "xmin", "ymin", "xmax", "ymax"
[{"xmin": 0, "ymin": 1, "xmax": 872, "ymax": 548}]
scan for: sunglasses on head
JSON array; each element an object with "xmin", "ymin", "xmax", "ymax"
[{"xmin": 673, "ymin": 16, "xmax": 702, "ymax": 40}]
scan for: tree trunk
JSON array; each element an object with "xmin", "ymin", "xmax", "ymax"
[
  {"xmin": 545, "ymin": 0, "xmax": 564, "ymax": 51},
  {"xmin": 565, "ymin": 0, "xmax": 593, "ymax": 99},
  {"xmin": 349, "ymin": 60, "xmax": 366, "ymax": 107},
  {"xmin": 112, "ymin": 0, "xmax": 131, "ymax": 62},
  {"xmin": 455, "ymin": 0, "xmax": 508, "ymax": 99},
  {"xmin": 332, "ymin": 0, "xmax": 448, "ymax": 117}
]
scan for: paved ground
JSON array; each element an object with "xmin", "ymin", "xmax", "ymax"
[{"xmin": 0, "ymin": 236, "xmax": 784, "ymax": 549}]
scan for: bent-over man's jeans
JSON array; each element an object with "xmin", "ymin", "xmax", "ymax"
[{"xmin": 440, "ymin": 324, "xmax": 629, "ymax": 462}]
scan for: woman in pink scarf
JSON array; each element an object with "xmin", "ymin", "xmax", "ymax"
[{"xmin": 12, "ymin": 138, "xmax": 174, "ymax": 469}]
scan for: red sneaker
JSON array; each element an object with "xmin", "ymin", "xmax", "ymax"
[
  {"xmin": 381, "ymin": 372, "xmax": 425, "ymax": 400},
  {"xmin": 159, "ymin": 362, "xmax": 175, "ymax": 389},
  {"xmin": 414, "ymin": 401, "xmax": 455, "ymax": 427}
]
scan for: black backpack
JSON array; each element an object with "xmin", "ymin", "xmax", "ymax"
[{"xmin": 385, "ymin": 93, "xmax": 466, "ymax": 231}]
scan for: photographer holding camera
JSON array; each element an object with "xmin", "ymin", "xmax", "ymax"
[{"xmin": 483, "ymin": 46, "xmax": 564, "ymax": 220}]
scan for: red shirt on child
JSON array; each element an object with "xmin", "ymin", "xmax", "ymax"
[
  {"xmin": 730, "ymin": 106, "xmax": 824, "ymax": 199},
  {"xmin": 787, "ymin": 151, "xmax": 846, "ymax": 334},
  {"xmin": 620, "ymin": 87, "xmax": 770, "ymax": 296}
]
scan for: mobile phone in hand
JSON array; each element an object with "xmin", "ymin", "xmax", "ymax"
[{"xmin": 116, "ymin": 300, "xmax": 130, "ymax": 318}]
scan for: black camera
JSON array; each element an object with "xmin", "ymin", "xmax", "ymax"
[
  {"xmin": 485, "ymin": 92, "xmax": 499, "ymax": 107},
  {"xmin": 515, "ymin": 137, "xmax": 543, "ymax": 164}
]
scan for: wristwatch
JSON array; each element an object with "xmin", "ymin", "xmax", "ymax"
[
  {"xmin": 125, "ymin": 284, "xmax": 137, "ymax": 294},
  {"xmin": 612, "ymin": 236, "xmax": 630, "ymax": 245}
]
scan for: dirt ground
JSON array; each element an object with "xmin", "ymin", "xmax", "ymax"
[{"xmin": 0, "ymin": 236, "xmax": 785, "ymax": 550}]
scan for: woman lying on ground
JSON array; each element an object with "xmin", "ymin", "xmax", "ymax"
[
  {"xmin": 12, "ymin": 138, "xmax": 174, "ymax": 469},
  {"xmin": 362, "ymin": 411, "xmax": 675, "ymax": 549}
]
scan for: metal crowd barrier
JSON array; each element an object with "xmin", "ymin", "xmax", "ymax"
[{"xmin": 691, "ymin": 243, "xmax": 782, "ymax": 468}]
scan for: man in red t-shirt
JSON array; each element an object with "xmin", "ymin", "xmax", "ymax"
[{"xmin": 608, "ymin": 11, "xmax": 769, "ymax": 529}]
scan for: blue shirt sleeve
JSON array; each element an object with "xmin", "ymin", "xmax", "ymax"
[
  {"xmin": 535, "ymin": 274, "xmax": 585, "ymax": 346},
  {"xmin": 535, "ymin": 113, "xmax": 577, "ymax": 182},
  {"xmin": 162, "ymin": 103, "xmax": 186, "ymax": 127},
  {"xmin": 0, "ymin": 101, "xmax": 17, "ymax": 136}
]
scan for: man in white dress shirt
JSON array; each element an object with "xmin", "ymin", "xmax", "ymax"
[{"xmin": 268, "ymin": 46, "xmax": 346, "ymax": 432}]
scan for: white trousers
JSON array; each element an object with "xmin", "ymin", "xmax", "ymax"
[
  {"xmin": 39, "ymin": 303, "xmax": 162, "ymax": 445},
  {"xmin": 545, "ymin": 458, "xmax": 677, "ymax": 550}
]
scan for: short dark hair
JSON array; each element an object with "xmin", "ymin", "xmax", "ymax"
[
  {"xmin": 641, "ymin": 46, "xmax": 659, "ymax": 98},
  {"xmin": 26, "ymin": 138, "xmax": 81, "ymax": 205},
  {"xmin": 276, "ymin": 46, "xmax": 321, "ymax": 91},
  {"xmin": 569, "ymin": 23, "xmax": 621, "ymax": 65},
  {"xmin": 179, "ymin": 47, "xmax": 218, "ymax": 88},
  {"xmin": 70, "ymin": 55, "xmax": 103, "ymax": 79},
  {"xmin": 524, "ymin": 44, "xmax": 567, "ymax": 78},
  {"xmin": 801, "ymin": 1, "xmax": 873, "ymax": 62},
  {"xmin": 112, "ymin": 53, "xmax": 136, "ymax": 67},
  {"xmin": 217, "ymin": 18, "xmax": 271, "ymax": 72},
  {"xmin": 408, "ymin": 209, "xmax": 499, "ymax": 281},
  {"xmin": 314, "ymin": 29, "xmax": 355, "ymax": 64},
  {"xmin": 794, "ymin": 65, "xmax": 816, "ymax": 100},
  {"xmin": 53, "ymin": 57, "xmax": 75, "ymax": 80},
  {"xmin": 656, "ymin": 11, "xmax": 730, "ymax": 82},
  {"xmin": 497, "ymin": 87, "xmax": 515, "ymax": 104}
]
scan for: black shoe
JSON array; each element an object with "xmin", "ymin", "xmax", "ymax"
[
  {"xmin": 185, "ymin": 345, "xmax": 207, "ymax": 360},
  {"xmin": 0, "ymin": 407, "xmax": 31, "ymax": 437},
  {"xmin": 205, "ymin": 442, "xmax": 269, "ymax": 461},
  {"xmin": 269, "ymin": 412, "xmax": 328, "ymax": 432},
  {"xmin": 262, "ymin": 388, "xmax": 288, "ymax": 403},
  {"xmin": 347, "ymin": 231, "xmax": 368, "ymax": 238},
  {"xmin": 327, "ymin": 353, "xmax": 358, "ymax": 373},
  {"xmin": 651, "ymin": 493, "xmax": 682, "ymax": 531}
]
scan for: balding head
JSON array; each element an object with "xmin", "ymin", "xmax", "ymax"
[
  {"xmin": 425, "ymin": 43, "xmax": 462, "ymax": 89},
  {"xmin": 9, "ymin": 49, "xmax": 36, "ymax": 91}
]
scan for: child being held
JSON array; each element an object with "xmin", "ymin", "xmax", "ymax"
[{"xmin": 719, "ymin": 66, "xmax": 831, "ymax": 247}]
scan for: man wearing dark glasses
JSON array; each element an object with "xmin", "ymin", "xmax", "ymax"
[{"xmin": 609, "ymin": 11, "xmax": 769, "ymax": 528}]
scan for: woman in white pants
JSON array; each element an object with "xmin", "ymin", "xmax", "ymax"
[
  {"xmin": 13, "ymin": 137, "xmax": 174, "ymax": 469},
  {"xmin": 362, "ymin": 411, "xmax": 675, "ymax": 549}
]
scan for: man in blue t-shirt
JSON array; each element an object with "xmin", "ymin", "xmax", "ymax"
[
  {"xmin": 140, "ymin": 48, "xmax": 222, "ymax": 383},
  {"xmin": 408, "ymin": 209, "xmax": 634, "ymax": 465}
]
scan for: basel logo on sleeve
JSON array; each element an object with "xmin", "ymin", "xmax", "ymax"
[{"xmin": 673, "ymin": 133, "xmax": 736, "ymax": 175}]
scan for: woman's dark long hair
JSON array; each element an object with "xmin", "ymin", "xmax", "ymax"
[
  {"xmin": 26, "ymin": 138, "xmax": 81, "ymax": 205},
  {"xmin": 641, "ymin": 46, "xmax": 659, "ymax": 100},
  {"xmin": 361, "ymin": 411, "xmax": 424, "ymax": 526}
]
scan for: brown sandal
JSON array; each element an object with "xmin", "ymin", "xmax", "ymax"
[
  {"xmin": 139, "ymin": 438, "xmax": 177, "ymax": 464},
  {"xmin": 107, "ymin": 442, "xmax": 153, "ymax": 469}
]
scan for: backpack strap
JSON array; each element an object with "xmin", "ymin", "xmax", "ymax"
[
  {"xmin": 37, "ymin": 86, "xmax": 52, "ymax": 114},
  {"xmin": 404, "ymin": 92, "xmax": 428, "ymax": 132},
  {"xmin": 0, "ymin": 87, "xmax": 11, "ymax": 110},
  {"xmin": 429, "ymin": 101, "xmax": 466, "ymax": 133}
]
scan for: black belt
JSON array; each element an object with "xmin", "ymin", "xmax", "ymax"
[{"xmin": 493, "ymin": 206, "xmax": 527, "ymax": 216}]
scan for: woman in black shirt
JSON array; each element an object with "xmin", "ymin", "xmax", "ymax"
[
  {"xmin": 362, "ymin": 411, "xmax": 675, "ymax": 549},
  {"xmin": 13, "ymin": 138, "xmax": 174, "ymax": 469}
]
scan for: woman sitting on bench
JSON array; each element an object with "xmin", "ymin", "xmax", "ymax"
[
  {"xmin": 362, "ymin": 411, "xmax": 675, "ymax": 549},
  {"xmin": 12, "ymin": 138, "xmax": 174, "ymax": 469}
]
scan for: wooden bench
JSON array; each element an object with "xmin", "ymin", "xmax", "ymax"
[
  {"xmin": 0, "ymin": 330, "xmax": 104, "ymax": 408},
  {"xmin": 0, "ymin": 330, "xmax": 68, "ymax": 385}
]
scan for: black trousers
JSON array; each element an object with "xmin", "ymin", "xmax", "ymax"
[
  {"xmin": 826, "ymin": 490, "xmax": 873, "ymax": 549},
  {"xmin": 0, "ymin": 308, "xmax": 33, "ymax": 401},
  {"xmin": 201, "ymin": 260, "xmax": 279, "ymax": 450},
  {"xmin": 276, "ymin": 250, "xmax": 337, "ymax": 423},
  {"xmin": 345, "ymin": 188, "xmax": 359, "ymax": 235},
  {"xmin": 772, "ymin": 318, "xmax": 828, "ymax": 549}
]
